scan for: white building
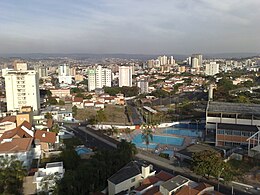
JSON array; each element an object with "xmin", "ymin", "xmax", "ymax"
[
  {"xmin": 192, "ymin": 54, "xmax": 203, "ymax": 67},
  {"xmin": 108, "ymin": 161, "xmax": 155, "ymax": 195},
  {"xmin": 137, "ymin": 78, "xmax": 149, "ymax": 94},
  {"xmin": 205, "ymin": 62, "xmax": 219, "ymax": 76},
  {"xmin": 119, "ymin": 65, "xmax": 132, "ymax": 87},
  {"xmin": 58, "ymin": 64, "xmax": 72, "ymax": 84},
  {"xmin": 3, "ymin": 67, "xmax": 40, "ymax": 112},
  {"xmin": 0, "ymin": 138, "xmax": 34, "ymax": 167},
  {"xmin": 34, "ymin": 162, "xmax": 65, "ymax": 193},
  {"xmin": 158, "ymin": 55, "xmax": 168, "ymax": 66},
  {"xmin": 191, "ymin": 57, "xmax": 199, "ymax": 69},
  {"xmin": 88, "ymin": 65, "xmax": 112, "ymax": 91},
  {"xmin": 34, "ymin": 65, "xmax": 48, "ymax": 78}
]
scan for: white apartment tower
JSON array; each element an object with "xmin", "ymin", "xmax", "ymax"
[
  {"xmin": 205, "ymin": 62, "xmax": 220, "ymax": 76},
  {"xmin": 58, "ymin": 64, "xmax": 72, "ymax": 84},
  {"xmin": 119, "ymin": 65, "xmax": 132, "ymax": 87},
  {"xmin": 87, "ymin": 65, "xmax": 112, "ymax": 91},
  {"xmin": 3, "ymin": 63, "xmax": 40, "ymax": 112},
  {"xmin": 192, "ymin": 54, "xmax": 203, "ymax": 67}
]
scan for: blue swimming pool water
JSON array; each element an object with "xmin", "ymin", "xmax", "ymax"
[
  {"xmin": 163, "ymin": 129, "xmax": 202, "ymax": 137},
  {"xmin": 75, "ymin": 147, "xmax": 93, "ymax": 155},
  {"xmin": 132, "ymin": 134, "xmax": 184, "ymax": 149}
]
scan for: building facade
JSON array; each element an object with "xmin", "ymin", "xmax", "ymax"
[
  {"xmin": 87, "ymin": 65, "xmax": 112, "ymax": 91},
  {"xmin": 4, "ymin": 68, "xmax": 40, "ymax": 112},
  {"xmin": 119, "ymin": 65, "xmax": 132, "ymax": 87},
  {"xmin": 205, "ymin": 62, "xmax": 219, "ymax": 76}
]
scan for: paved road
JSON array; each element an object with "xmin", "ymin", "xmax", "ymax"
[
  {"xmin": 65, "ymin": 125, "xmax": 116, "ymax": 150},
  {"xmin": 126, "ymin": 100, "xmax": 144, "ymax": 125}
]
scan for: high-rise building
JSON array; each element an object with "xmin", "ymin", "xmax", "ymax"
[
  {"xmin": 158, "ymin": 55, "xmax": 168, "ymax": 66},
  {"xmin": 58, "ymin": 64, "xmax": 72, "ymax": 84},
  {"xmin": 192, "ymin": 54, "xmax": 203, "ymax": 67},
  {"xmin": 88, "ymin": 69, "xmax": 96, "ymax": 91},
  {"xmin": 87, "ymin": 65, "xmax": 112, "ymax": 91},
  {"xmin": 191, "ymin": 57, "xmax": 199, "ymax": 69},
  {"xmin": 3, "ymin": 63, "xmax": 40, "ymax": 112},
  {"xmin": 34, "ymin": 65, "xmax": 48, "ymax": 78},
  {"xmin": 137, "ymin": 77, "xmax": 149, "ymax": 94},
  {"xmin": 119, "ymin": 65, "xmax": 132, "ymax": 87},
  {"xmin": 205, "ymin": 62, "xmax": 220, "ymax": 76}
]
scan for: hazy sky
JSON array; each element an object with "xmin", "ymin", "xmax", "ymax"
[{"xmin": 0, "ymin": 0, "xmax": 259, "ymax": 54}]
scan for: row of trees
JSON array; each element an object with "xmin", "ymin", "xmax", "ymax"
[{"xmin": 104, "ymin": 86, "xmax": 139, "ymax": 97}]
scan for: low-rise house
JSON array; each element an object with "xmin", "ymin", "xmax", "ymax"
[
  {"xmin": 34, "ymin": 161, "xmax": 65, "ymax": 193},
  {"xmin": 0, "ymin": 138, "xmax": 34, "ymax": 167},
  {"xmin": 95, "ymin": 101, "xmax": 105, "ymax": 109},
  {"xmin": 0, "ymin": 121, "xmax": 34, "ymax": 140},
  {"xmin": 84, "ymin": 100, "xmax": 95, "ymax": 107},
  {"xmin": 159, "ymin": 175, "xmax": 190, "ymax": 195},
  {"xmin": 72, "ymin": 97, "xmax": 84, "ymax": 108},
  {"xmin": 108, "ymin": 161, "xmax": 156, "ymax": 195},
  {"xmin": 0, "ymin": 116, "xmax": 16, "ymax": 136},
  {"xmin": 34, "ymin": 130, "xmax": 59, "ymax": 157}
]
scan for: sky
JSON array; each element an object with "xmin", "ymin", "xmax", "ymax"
[{"xmin": 0, "ymin": 0, "xmax": 259, "ymax": 55}]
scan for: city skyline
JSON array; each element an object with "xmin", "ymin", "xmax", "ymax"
[{"xmin": 0, "ymin": 0, "xmax": 260, "ymax": 54}]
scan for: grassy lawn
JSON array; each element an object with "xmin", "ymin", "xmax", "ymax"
[{"xmin": 75, "ymin": 105, "xmax": 129, "ymax": 124}]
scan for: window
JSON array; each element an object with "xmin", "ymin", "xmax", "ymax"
[
  {"xmin": 225, "ymin": 130, "xmax": 232, "ymax": 135},
  {"xmin": 131, "ymin": 178, "xmax": 135, "ymax": 183},
  {"xmin": 217, "ymin": 130, "xmax": 224, "ymax": 135},
  {"xmin": 242, "ymin": 131, "xmax": 251, "ymax": 137},
  {"xmin": 233, "ymin": 131, "xmax": 241, "ymax": 136}
]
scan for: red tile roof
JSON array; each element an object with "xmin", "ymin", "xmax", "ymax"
[
  {"xmin": 73, "ymin": 97, "xmax": 83, "ymax": 102},
  {"xmin": 34, "ymin": 130, "xmax": 56, "ymax": 143},
  {"xmin": 175, "ymin": 186, "xmax": 199, "ymax": 195},
  {"xmin": 143, "ymin": 186, "xmax": 160, "ymax": 195},
  {"xmin": 0, "ymin": 121, "xmax": 33, "ymax": 140},
  {"xmin": 155, "ymin": 170, "xmax": 174, "ymax": 181},
  {"xmin": 194, "ymin": 183, "xmax": 212, "ymax": 191},
  {"xmin": 0, "ymin": 116, "xmax": 16, "ymax": 123},
  {"xmin": 0, "ymin": 138, "xmax": 33, "ymax": 153}
]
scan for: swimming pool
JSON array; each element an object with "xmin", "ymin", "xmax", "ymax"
[
  {"xmin": 75, "ymin": 147, "xmax": 93, "ymax": 155},
  {"xmin": 163, "ymin": 129, "xmax": 202, "ymax": 137},
  {"xmin": 132, "ymin": 134, "xmax": 184, "ymax": 149}
]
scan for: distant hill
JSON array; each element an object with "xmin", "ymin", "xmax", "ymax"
[{"xmin": 0, "ymin": 52, "xmax": 259, "ymax": 60}]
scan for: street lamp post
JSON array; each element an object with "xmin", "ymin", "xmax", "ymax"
[{"xmin": 218, "ymin": 167, "xmax": 225, "ymax": 192}]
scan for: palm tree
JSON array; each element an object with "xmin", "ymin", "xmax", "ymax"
[{"xmin": 141, "ymin": 124, "xmax": 154, "ymax": 151}]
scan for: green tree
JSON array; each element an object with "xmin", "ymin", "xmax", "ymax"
[
  {"xmin": 238, "ymin": 95, "xmax": 250, "ymax": 103},
  {"xmin": 48, "ymin": 98, "xmax": 58, "ymax": 105},
  {"xmin": 72, "ymin": 105, "xmax": 78, "ymax": 117},
  {"xmin": 192, "ymin": 150, "xmax": 234, "ymax": 182},
  {"xmin": 96, "ymin": 109, "xmax": 107, "ymax": 126},
  {"xmin": 51, "ymin": 123, "xmax": 60, "ymax": 133},
  {"xmin": 0, "ymin": 156, "xmax": 27, "ymax": 195},
  {"xmin": 58, "ymin": 100, "xmax": 65, "ymax": 105},
  {"xmin": 44, "ymin": 112, "xmax": 53, "ymax": 119},
  {"xmin": 141, "ymin": 124, "xmax": 154, "ymax": 150},
  {"xmin": 46, "ymin": 90, "xmax": 52, "ymax": 97}
]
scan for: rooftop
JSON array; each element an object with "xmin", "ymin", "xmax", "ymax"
[
  {"xmin": 177, "ymin": 143, "xmax": 222, "ymax": 159},
  {"xmin": 160, "ymin": 175, "xmax": 189, "ymax": 191},
  {"xmin": 207, "ymin": 101, "xmax": 260, "ymax": 115},
  {"xmin": 0, "ymin": 138, "xmax": 33, "ymax": 153},
  {"xmin": 217, "ymin": 123, "xmax": 259, "ymax": 132},
  {"xmin": 108, "ymin": 161, "xmax": 141, "ymax": 185},
  {"xmin": 35, "ymin": 130, "xmax": 56, "ymax": 143}
]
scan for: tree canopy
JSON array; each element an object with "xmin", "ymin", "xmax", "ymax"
[{"xmin": 0, "ymin": 156, "xmax": 27, "ymax": 195}]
